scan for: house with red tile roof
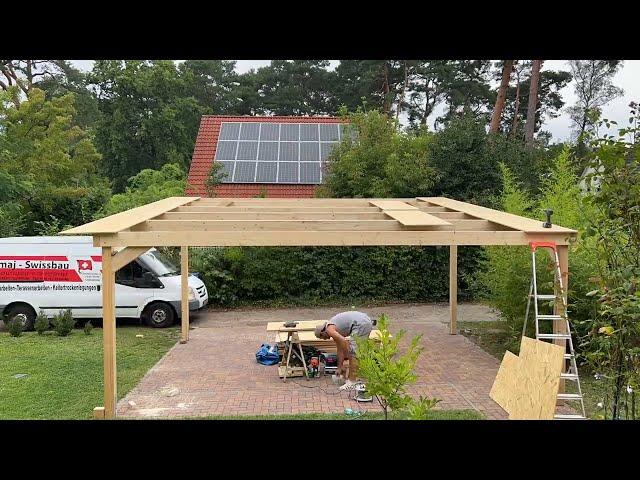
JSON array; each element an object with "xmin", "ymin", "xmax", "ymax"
[{"xmin": 186, "ymin": 115, "xmax": 348, "ymax": 198}]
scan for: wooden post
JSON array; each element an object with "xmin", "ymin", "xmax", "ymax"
[
  {"xmin": 450, "ymin": 245, "xmax": 458, "ymax": 335},
  {"xmin": 555, "ymin": 245, "xmax": 569, "ymax": 394},
  {"xmin": 102, "ymin": 246, "xmax": 117, "ymax": 419},
  {"xmin": 180, "ymin": 246, "xmax": 189, "ymax": 344},
  {"xmin": 93, "ymin": 406, "xmax": 106, "ymax": 420}
]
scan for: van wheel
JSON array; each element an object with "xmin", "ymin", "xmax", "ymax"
[
  {"xmin": 4, "ymin": 304, "xmax": 36, "ymax": 331},
  {"xmin": 143, "ymin": 302, "xmax": 175, "ymax": 328}
]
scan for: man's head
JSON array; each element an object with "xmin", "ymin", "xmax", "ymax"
[{"xmin": 314, "ymin": 322, "xmax": 330, "ymax": 340}]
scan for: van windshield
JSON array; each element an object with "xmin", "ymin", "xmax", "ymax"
[{"xmin": 138, "ymin": 250, "xmax": 180, "ymax": 277}]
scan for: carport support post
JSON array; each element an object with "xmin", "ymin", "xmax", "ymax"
[
  {"xmin": 180, "ymin": 246, "xmax": 189, "ymax": 344},
  {"xmin": 450, "ymin": 245, "xmax": 458, "ymax": 335},
  {"xmin": 102, "ymin": 246, "xmax": 117, "ymax": 419}
]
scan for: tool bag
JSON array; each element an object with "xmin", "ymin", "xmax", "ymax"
[{"xmin": 255, "ymin": 343, "xmax": 280, "ymax": 365}]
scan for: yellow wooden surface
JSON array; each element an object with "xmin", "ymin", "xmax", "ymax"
[
  {"xmin": 274, "ymin": 329, "xmax": 382, "ymax": 343},
  {"xmin": 515, "ymin": 337, "xmax": 565, "ymax": 419},
  {"xmin": 180, "ymin": 246, "xmax": 189, "ymax": 344},
  {"xmin": 101, "ymin": 247, "xmax": 117, "ymax": 419},
  {"xmin": 61, "ymin": 197, "xmax": 199, "ymax": 234},
  {"xmin": 93, "ymin": 230, "xmax": 573, "ymax": 247},
  {"xmin": 111, "ymin": 247, "xmax": 148, "ymax": 271},
  {"xmin": 490, "ymin": 351, "xmax": 522, "ymax": 413},
  {"xmin": 449, "ymin": 245, "xmax": 457, "ymax": 334},
  {"xmin": 266, "ymin": 320, "xmax": 325, "ymax": 332},
  {"xmin": 489, "ymin": 337, "xmax": 565, "ymax": 420},
  {"xmin": 369, "ymin": 200, "xmax": 417, "ymax": 210},
  {"xmin": 383, "ymin": 210, "xmax": 452, "ymax": 227},
  {"xmin": 418, "ymin": 197, "xmax": 577, "ymax": 234}
]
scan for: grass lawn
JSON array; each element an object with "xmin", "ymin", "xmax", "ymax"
[
  {"xmin": 458, "ymin": 320, "xmax": 622, "ymax": 420},
  {"xmin": 0, "ymin": 326, "xmax": 179, "ymax": 419},
  {"xmin": 200, "ymin": 410, "xmax": 484, "ymax": 420}
]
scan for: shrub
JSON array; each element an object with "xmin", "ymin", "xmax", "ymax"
[
  {"xmin": 83, "ymin": 320, "xmax": 94, "ymax": 335},
  {"xmin": 34, "ymin": 311, "xmax": 49, "ymax": 335},
  {"xmin": 472, "ymin": 148, "xmax": 598, "ymax": 347},
  {"xmin": 52, "ymin": 309, "xmax": 75, "ymax": 337},
  {"xmin": 427, "ymin": 114, "xmax": 553, "ymax": 205},
  {"xmin": 190, "ymin": 245, "xmax": 483, "ymax": 307},
  {"xmin": 8, "ymin": 318, "xmax": 23, "ymax": 337},
  {"xmin": 354, "ymin": 314, "xmax": 423, "ymax": 420},
  {"xmin": 320, "ymin": 109, "xmax": 437, "ymax": 198},
  {"xmin": 406, "ymin": 396, "xmax": 441, "ymax": 420}
]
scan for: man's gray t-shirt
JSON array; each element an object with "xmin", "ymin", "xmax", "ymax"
[{"xmin": 328, "ymin": 311, "xmax": 372, "ymax": 338}]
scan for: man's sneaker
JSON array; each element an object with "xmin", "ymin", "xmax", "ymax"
[{"xmin": 338, "ymin": 380, "xmax": 364, "ymax": 392}]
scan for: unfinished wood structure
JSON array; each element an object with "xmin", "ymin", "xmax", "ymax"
[{"xmin": 61, "ymin": 196, "xmax": 577, "ymax": 419}]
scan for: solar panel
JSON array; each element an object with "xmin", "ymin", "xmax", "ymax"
[
  {"xmin": 219, "ymin": 122, "xmax": 240, "ymax": 140},
  {"xmin": 215, "ymin": 121, "xmax": 343, "ymax": 184},
  {"xmin": 234, "ymin": 161, "xmax": 257, "ymax": 182},
  {"xmin": 278, "ymin": 162, "xmax": 299, "ymax": 183},
  {"xmin": 239, "ymin": 122, "xmax": 260, "ymax": 140},
  {"xmin": 215, "ymin": 141, "xmax": 238, "ymax": 160},
  {"xmin": 300, "ymin": 162, "xmax": 321, "ymax": 183},
  {"xmin": 256, "ymin": 162, "xmax": 277, "ymax": 182},
  {"xmin": 237, "ymin": 141, "xmax": 258, "ymax": 161}
]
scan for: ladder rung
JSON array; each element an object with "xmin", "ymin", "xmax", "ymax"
[
  {"xmin": 554, "ymin": 414, "xmax": 587, "ymax": 420},
  {"xmin": 564, "ymin": 354, "xmax": 573, "ymax": 359},
  {"xmin": 538, "ymin": 333, "xmax": 571, "ymax": 340},
  {"xmin": 560, "ymin": 373, "xmax": 579, "ymax": 380},
  {"xmin": 537, "ymin": 314, "xmax": 564, "ymax": 320},
  {"xmin": 535, "ymin": 294, "xmax": 557, "ymax": 300},
  {"xmin": 557, "ymin": 393, "xmax": 583, "ymax": 401}
]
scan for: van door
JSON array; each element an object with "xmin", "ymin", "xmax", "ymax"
[
  {"xmin": 65, "ymin": 249, "xmax": 102, "ymax": 318},
  {"xmin": 114, "ymin": 260, "xmax": 158, "ymax": 318}
]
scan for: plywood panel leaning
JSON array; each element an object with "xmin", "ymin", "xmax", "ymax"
[{"xmin": 490, "ymin": 337, "xmax": 565, "ymax": 419}]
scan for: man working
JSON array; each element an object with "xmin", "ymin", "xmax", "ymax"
[{"xmin": 314, "ymin": 311, "xmax": 375, "ymax": 391}]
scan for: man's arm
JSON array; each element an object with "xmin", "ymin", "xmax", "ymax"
[{"xmin": 326, "ymin": 325, "xmax": 350, "ymax": 377}]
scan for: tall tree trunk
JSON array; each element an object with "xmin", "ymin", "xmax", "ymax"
[
  {"xmin": 489, "ymin": 60, "xmax": 514, "ymax": 134},
  {"xmin": 396, "ymin": 61, "xmax": 408, "ymax": 120},
  {"xmin": 509, "ymin": 66, "xmax": 522, "ymax": 138},
  {"xmin": 382, "ymin": 61, "xmax": 391, "ymax": 115},
  {"xmin": 524, "ymin": 60, "xmax": 543, "ymax": 147}
]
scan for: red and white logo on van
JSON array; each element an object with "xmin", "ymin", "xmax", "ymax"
[{"xmin": 77, "ymin": 259, "xmax": 93, "ymax": 271}]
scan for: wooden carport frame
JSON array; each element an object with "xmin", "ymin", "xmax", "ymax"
[{"xmin": 61, "ymin": 196, "xmax": 577, "ymax": 419}]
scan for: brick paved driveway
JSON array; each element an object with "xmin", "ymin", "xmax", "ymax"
[{"xmin": 117, "ymin": 303, "xmax": 508, "ymax": 419}]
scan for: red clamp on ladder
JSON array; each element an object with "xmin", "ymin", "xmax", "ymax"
[{"xmin": 529, "ymin": 241, "xmax": 557, "ymax": 252}]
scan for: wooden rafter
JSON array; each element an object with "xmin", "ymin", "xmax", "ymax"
[{"xmin": 61, "ymin": 196, "xmax": 577, "ymax": 247}]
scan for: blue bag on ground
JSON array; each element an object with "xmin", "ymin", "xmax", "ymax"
[{"xmin": 256, "ymin": 343, "xmax": 280, "ymax": 365}]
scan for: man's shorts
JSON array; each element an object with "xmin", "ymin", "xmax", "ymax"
[{"xmin": 347, "ymin": 320, "xmax": 373, "ymax": 357}]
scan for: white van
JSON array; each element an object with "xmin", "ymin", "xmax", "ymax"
[{"xmin": 0, "ymin": 236, "xmax": 208, "ymax": 330}]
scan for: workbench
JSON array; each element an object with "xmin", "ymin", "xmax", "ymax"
[{"xmin": 266, "ymin": 320, "xmax": 382, "ymax": 381}]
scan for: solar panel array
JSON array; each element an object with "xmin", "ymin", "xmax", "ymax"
[{"xmin": 214, "ymin": 122, "xmax": 348, "ymax": 184}]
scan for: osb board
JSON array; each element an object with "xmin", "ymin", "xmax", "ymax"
[
  {"xmin": 489, "ymin": 337, "xmax": 565, "ymax": 420},
  {"xmin": 384, "ymin": 209, "xmax": 451, "ymax": 227},
  {"xmin": 490, "ymin": 351, "xmax": 522, "ymax": 414},
  {"xmin": 514, "ymin": 337, "xmax": 565, "ymax": 420}
]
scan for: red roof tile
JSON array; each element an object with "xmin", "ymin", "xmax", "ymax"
[{"xmin": 186, "ymin": 115, "xmax": 346, "ymax": 199}]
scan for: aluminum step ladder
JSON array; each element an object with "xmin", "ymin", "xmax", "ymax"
[{"xmin": 522, "ymin": 241, "xmax": 586, "ymax": 420}]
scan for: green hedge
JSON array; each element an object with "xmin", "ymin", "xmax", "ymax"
[{"xmin": 189, "ymin": 246, "xmax": 484, "ymax": 307}]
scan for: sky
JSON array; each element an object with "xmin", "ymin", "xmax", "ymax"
[{"xmin": 70, "ymin": 60, "xmax": 639, "ymax": 142}]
